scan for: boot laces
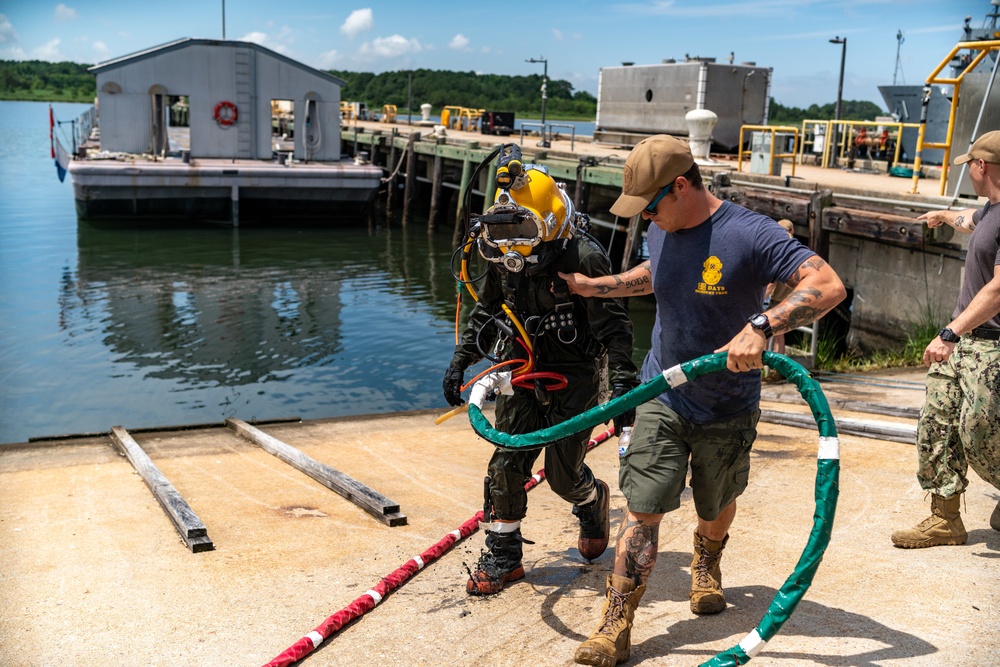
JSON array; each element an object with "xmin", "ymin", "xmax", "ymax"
[
  {"xmin": 596, "ymin": 588, "xmax": 630, "ymax": 635},
  {"xmin": 693, "ymin": 545, "xmax": 722, "ymax": 588}
]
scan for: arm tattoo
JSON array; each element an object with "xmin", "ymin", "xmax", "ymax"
[
  {"xmin": 774, "ymin": 288, "xmax": 824, "ymax": 332},
  {"xmin": 598, "ymin": 261, "xmax": 652, "ymax": 296},
  {"xmin": 784, "ymin": 257, "xmax": 827, "ymax": 289},
  {"xmin": 618, "ymin": 515, "xmax": 659, "ymax": 586},
  {"xmin": 955, "ymin": 214, "xmax": 976, "ymax": 231}
]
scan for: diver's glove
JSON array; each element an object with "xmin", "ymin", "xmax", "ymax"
[
  {"xmin": 443, "ymin": 365, "xmax": 466, "ymax": 406},
  {"xmin": 610, "ymin": 381, "xmax": 638, "ymax": 435}
]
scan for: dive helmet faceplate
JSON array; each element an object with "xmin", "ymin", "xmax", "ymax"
[{"xmin": 478, "ymin": 165, "xmax": 577, "ymax": 272}]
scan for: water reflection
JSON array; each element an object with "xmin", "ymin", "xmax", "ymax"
[
  {"xmin": 69, "ymin": 223, "xmax": 349, "ymax": 386},
  {"xmin": 44, "ymin": 220, "xmax": 464, "ymax": 435}
]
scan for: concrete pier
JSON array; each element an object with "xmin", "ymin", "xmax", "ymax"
[{"xmin": 1, "ymin": 367, "xmax": 997, "ymax": 665}]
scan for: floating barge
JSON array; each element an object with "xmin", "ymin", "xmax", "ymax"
[
  {"xmin": 70, "ymin": 156, "xmax": 381, "ymax": 223},
  {"xmin": 68, "ymin": 38, "xmax": 381, "ymax": 223}
]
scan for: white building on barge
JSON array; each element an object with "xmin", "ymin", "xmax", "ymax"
[{"xmin": 72, "ymin": 38, "xmax": 380, "ymax": 224}]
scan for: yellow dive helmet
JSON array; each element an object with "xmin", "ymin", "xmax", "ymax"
[{"xmin": 478, "ymin": 149, "xmax": 578, "ymax": 273}]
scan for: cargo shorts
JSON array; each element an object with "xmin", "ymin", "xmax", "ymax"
[{"xmin": 619, "ymin": 398, "xmax": 759, "ymax": 520}]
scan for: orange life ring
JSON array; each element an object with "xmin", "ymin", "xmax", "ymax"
[{"xmin": 213, "ymin": 101, "xmax": 238, "ymax": 127}]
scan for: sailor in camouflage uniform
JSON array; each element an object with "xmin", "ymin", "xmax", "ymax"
[{"xmin": 892, "ymin": 130, "xmax": 1000, "ymax": 548}]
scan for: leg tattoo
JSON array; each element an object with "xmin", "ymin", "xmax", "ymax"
[{"xmin": 618, "ymin": 515, "xmax": 659, "ymax": 587}]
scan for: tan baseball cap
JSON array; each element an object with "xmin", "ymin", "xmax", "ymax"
[
  {"xmin": 610, "ymin": 135, "xmax": 695, "ymax": 218},
  {"xmin": 953, "ymin": 129, "xmax": 1000, "ymax": 165}
]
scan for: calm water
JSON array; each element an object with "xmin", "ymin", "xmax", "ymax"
[{"xmin": 0, "ymin": 100, "xmax": 647, "ymax": 444}]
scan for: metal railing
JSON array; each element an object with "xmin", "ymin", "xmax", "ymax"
[
  {"xmin": 911, "ymin": 38, "xmax": 1000, "ymax": 196},
  {"xmin": 546, "ymin": 123, "xmax": 576, "ymax": 151},
  {"xmin": 519, "ymin": 122, "xmax": 545, "ymax": 146},
  {"xmin": 737, "ymin": 125, "xmax": 799, "ymax": 177},
  {"xmin": 798, "ymin": 119, "xmax": 917, "ymax": 170}
]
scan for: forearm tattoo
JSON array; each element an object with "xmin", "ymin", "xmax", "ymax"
[
  {"xmin": 597, "ymin": 261, "xmax": 652, "ymax": 296},
  {"xmin": 618, "ymin": 515, "xmax": 659, "ymax": 586},
  {"xmin": 954, "ymin": 214, "xmax": 976, "ymax": 231},
  {"xmin": 773, "ymin": 257, "xmax": 831, "ymax": 333}
]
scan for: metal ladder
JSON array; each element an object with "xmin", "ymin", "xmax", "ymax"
[{"xmin": 234, "ymin": 48, "xmax": 254, "ymax": 159}]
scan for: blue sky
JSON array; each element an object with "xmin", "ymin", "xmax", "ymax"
[{"xmin": 0, "ymin": 0, "xmax": 993, "ymax": 109}]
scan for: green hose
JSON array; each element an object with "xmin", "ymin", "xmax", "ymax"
[{"xmin": 466, "ymin": 351, "xmax": 840, "ymax": 664}]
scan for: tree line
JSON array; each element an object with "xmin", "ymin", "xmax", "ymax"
[
  {"xmin": 1, "ymin": 59, "xmax": 888, "ymax": 124},
  {"xmin": 328, "ymin": 68, "xmax": 598, "ymax": 120},
  {"xmin": 0, "ymin": 60, "xmax": 96, "ymax": 102}
]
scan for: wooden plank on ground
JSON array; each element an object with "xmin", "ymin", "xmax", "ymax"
[
  {"xmin": 109, "ymin": 426, "xmax": 214, "ymax": 553},
  {"xmin": 226, "ymin": 418, "xmax": 407, "ymax": 527},
  {"xmin": 760, "ymin": 409, "xmax": 917, "ymax": 444},
  {"xmin": 761, "ymin": 391, "xmax": 921, "ymax": 419}
]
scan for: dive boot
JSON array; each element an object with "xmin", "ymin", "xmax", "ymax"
[
  {"xmin": 574, "ymin": 574, "xmax": 646, "ymax": 667},
  {"xmin": 574, "ymin": 479, "xmax": 611, "ymax": 561},
  {"xmin": 466, "ymin": 527, "xmax": 525, "ymax": 596},
  {"xmin": 690, "ymin": 530, "xmax": 728, "ymax": 615},
  {"xmin": 891, "ymin": 494, "xmax": 967, "ymax": 548},
  {"xmin": 991, "ymin": 500, "xmax": 1000, "ymax": 532}
]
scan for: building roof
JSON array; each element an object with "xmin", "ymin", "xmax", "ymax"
[{"xmin": 88, "ymin": 37, "xmax": 345, "ymax": 87}]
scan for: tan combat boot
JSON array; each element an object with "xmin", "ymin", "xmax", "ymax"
[
  {"xmin": 690, "ymin": 530, "xmax": 728, "ymax": 615},
  {"xmin": 574, "ymin": 574, "xmax": 646, "ymax": 667},
  {"xmin": 891, "ymin": 494, "xmax": 967, "ymax": 548}
]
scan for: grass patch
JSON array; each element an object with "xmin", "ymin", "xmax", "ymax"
[{"xmin": 815, "ymin": 307, "xmax": 942, "ymax": 373}]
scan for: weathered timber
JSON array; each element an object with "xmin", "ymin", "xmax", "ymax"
[
  {"xmin": 761, "ymin": 391, "xmax": 921, "ymax": 419},
  {"xmin": 109, "ymin": 426, "xmax": 214, "ymax": 552},
  {"xmin": 760, "ymin": 409, "xmax": 917, "ymax": 444},
  {"xmin": 226, "ymin": 418, "xmax": 407, "ymax": 527},
  {"xmin": 810, "ymin": 190, "xmax": 833, "ymax": 260},
  {"xmin": 428, "ymin": 138, "xmax": 445, "ymax": 231},
  {"xmin": 716, "ymin": 186, "xmax": 812, "ymax": 224},
  {"xmin": 823, "ymin": 206, "xmax": 926, "ymax": 247},
  {"xmin": 402, "ymin": 132, "xmax": 420, "ymax": 226}
]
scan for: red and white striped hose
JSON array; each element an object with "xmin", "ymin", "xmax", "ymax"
[{"xmin": 262, "ymin": 427, "xmax": 615, "ymax": 667}]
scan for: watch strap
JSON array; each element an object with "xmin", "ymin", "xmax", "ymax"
[
  {"xmin": 938, "ymin": 327, "xmax": 961, "ymax": 343},
  {"xmin": 748, "ymin": 313, "xmax": 773, "ymax": 340}
]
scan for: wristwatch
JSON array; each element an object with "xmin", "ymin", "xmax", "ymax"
[
  {"xmin": 938, "ymin": 327, "xmax": 961, "ymax": 343},
  {"xmin": 748, "ymin": 313, "xmax": 773, "ymax": 340}
]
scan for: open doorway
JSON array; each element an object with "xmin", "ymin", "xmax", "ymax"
[{"xmin": 271, "ymin": 99, "xmax": 294, "ymax": 157}]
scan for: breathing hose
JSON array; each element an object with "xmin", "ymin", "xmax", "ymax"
[{"xmin": 464, "ymin": 350, "xmax": 840, "ymax": 665}]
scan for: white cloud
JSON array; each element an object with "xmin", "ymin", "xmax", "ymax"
[
  {"xmin": 0, "ymin": 14, "xmax": 16, "ymax": 43},
  {"xmin": 239, "ymin": 31, "xmax": 290, "ymax": 54},
  {"xmin": 0, "ymin": 45, "xmax": 26, "ymax": 59},
  {"xmin": 33, "ymin": 38, "xmax": 62, "ymax": 61},
  {"xmin": 54, "ymin": 4, "xmax": 78, "ymax": 22},
  {"xmin": 449, "ymin": 34, "xmax": 469, "ymax": 50},
  {"xmin": 93, "ymin": 40, "xmax": 109, "ymax": 59},
  {"xmin": 317, "ymin": 49, "xmax": 340, "ymax": 68},
  {"xmin": 358, "ymin": 34, "xmax": 422, "ymax": 59},
  {"xmin": 341, "ymin": 9, "xmax": 373, "ymax": 38},
  {"xmin": 552, "ymin": 28, "xmax": 563, "ymax": 41}
]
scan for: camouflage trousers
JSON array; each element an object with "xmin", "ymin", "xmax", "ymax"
[{"xmin": 917, "ymin": 336, "xmax": 1000, "ymax": 497}]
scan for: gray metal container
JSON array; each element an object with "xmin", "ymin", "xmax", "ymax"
[{"xmin": 595, "ymin": 60, "xmax": 772, "ymax": 150}]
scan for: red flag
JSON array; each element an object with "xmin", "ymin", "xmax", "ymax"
[{"xmin": 49, "ymin": 105, "xmax": 55, "ymax": 159}]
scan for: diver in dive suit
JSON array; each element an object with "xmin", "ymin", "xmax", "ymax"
[{"xmin": 443, "ymin": 145, "xmax": 638, "ymax": 595}]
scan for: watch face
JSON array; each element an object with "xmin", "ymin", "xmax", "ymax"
[{"xmin": 751, "ymin": 314, "xmax": 767, "ymax": 327}]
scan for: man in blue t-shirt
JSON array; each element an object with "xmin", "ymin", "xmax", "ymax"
[{"xmin": 561, "ymin": 135, "xmax": 846, "ymax": 667}]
